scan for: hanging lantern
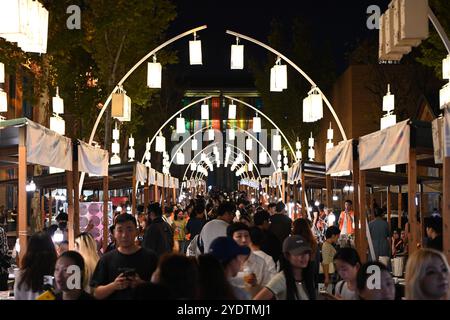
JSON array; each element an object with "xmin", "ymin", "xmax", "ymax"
[
  {"xmin": 253, "ymin": 114, "xmax": 261, "ymax": 133},
  {"xmin": 111, "ymin": 141, "xmax": 120, "ymax": 154},
  {"xmin": 272, "ymin": 132, "xmax": 281, "ymax": 151},
  {"xmin": 147, "ymin": 55, "xmax": 162, "ymax": 88},
  {"xmin": 440, "ymin": 82, "xmax": 450, "ymax": 110},
  {"xmin": 128, "ymin": 147, "xmax": 135, "ymax": 162},
  {"xmin": 270, "ymin": 58, "xmax": 287, "ymax": 92},
  {"xmin": 443, "ymin": 55, "xmax": 450, "ymax": 80},
  {"xmin": 208, "ymin": 128, "xmax": 214, "ymax": 141},
  {"xmin": 0, "ymin": 62, "xmax": 4, "ymax": 83},
  {"xmin": 155, "ymin": 132, "xmax": 166, "ymax": 152},
  {"xmin": 283, "ymin": 164, "xmax": 289, "ymax": 172},
  {"xmin": 277, "ymin": 160, "xmax": 282, "ymax": 168},
  {"xmin": 296, "ymin": 150, "xmax": 302, "ymax": 161},
  {"xmin": 308, "ymin": 133, "xmax": 314, "ymax": 147},
  {"xmin": 228, "ymin": 102, "xmax": 236, "ymax": 119},
  {"xmin": 52, "ymin": 87, "xmax": 64, "ymax": 114},
  {"xmin": 0, "ymin": 89, "xmax": 7, "ymax": 113},
  {"xmin": 213, "ymin": 146, "xmax": 219, "ymax": 154},
  {"xmin": 112, "ymin": 125, "xmax": 120, "ymax": 141},
  {"xmin": 303, "ymin": 87, "xmax": 323, "ymax": 123},
  {"xmin": 112, "ymin": 88, "xmax": 132, "ymax": 122},
  {"xmin": 283, "ymin": 149, "xmax": 287, "ymax": 157},
  {"xmin": 16, "ymin": 1, "xmax": 49, "ymax": 54},
  {"xmin": 110, "ymin": 154, "xmax": 120, "ymax": 165},
  {"xmin": 0, "ymin": 0, "xmax": 29, "ymax": 43},
  {"xmin": 189, "ymin": 33, "xmax": 202, "ymax": 65},
  {"xmin": 176, "ymin": 150, "xmax": 185, "ymax": 165},
  {"xmin": 228, "ymin": 128, "xmax": 235, "ymax": 141},
  {"xmin": 327, "ymin": 123, "xmax": 334, "ymax": 140},
  {"xmin": 201, "ymin": 102, "xmax": 209, "ymax": 120},
  {"xmin": 295, "ymin": 138, "xmax": 301, "ymax": 150},
  {"xmin": 308, "ymin": 148, "xmax": 315, "ymax": 161},
  {"xmin": 283, "ymin": 157, "xmax": 288, "ymax": 165},
  {"xmin": 230, "ymin": 38, "xmax": 244, "ymax": 70},
  {"xmin": 190, "ymin": 161, "xmax": 197, "ymax": 171},
  {"xmin": 381, "ymin": 114, "xmax": 397, "ymax": 130},
  {"xmin": 383, "ymin": 84, "xmax": 395, "ymax": 112},
  {"xmin": 246, "ymin": 137, "xmax": 252, "ymax": 151},
  {"xmin": 176, "ymin": 114, "xmax": 185, "ymax": 134},
  {"xmin": 191, "ymin": 138, "xmax": 198, "ymax": 151},
  {"xmin": 248, "ymin": 162, "xmax": 253, "ymax": 172},
  {"xmin": 326, "ymin": 142, "xmax": 334, "ymax": 150},
  {"xmin": 146, "ymin": 138, "xmax": 151, "ymax": 152},
  {"xmin": 128, "ymin": 135, "xmax": 134, "ymax": 147},
  {"xmin": 259, "ymin": 150, "xmax": 267, "ymax": 164},
  {"xmin": 303, "ymin": 95, "xmax": 313, "ymax": 122},
  {"xmin": 50, "ymin": 115, "xmax": 65, "ymax": 135}
]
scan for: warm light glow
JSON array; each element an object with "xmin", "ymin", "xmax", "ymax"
[
  {"xmin": 332, "ymin": 195, "xmax": 338, "ymax": 201},
  {"xmin": 189, "ymin": 38, "xmax": 202, "ymax": 65},
  {"xmin": 228, "ymin": 103, "xmax": 236, "ymax": 119},
  {"xmin": 230, "ymin": 41, "xmax": 244, "ymax": 70},
  {"xmin": 176, "ymin": 115, "xmax": 185, "ymax": 134},
  {"xmin": 147, "ymin": 56, "xmax": 162, "ymax": 88},
  {"xmin": 112, "ymin": 90, "xmax": 131, "ymax": 122},
  {"xmin": 201, "ymin": 103, "xmax": 209, "ymax": 120}
]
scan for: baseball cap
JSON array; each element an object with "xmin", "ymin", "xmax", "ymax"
[
  {"xmin": 209, "ymin": 236, "xmax": 250, "ymax": 264},
  {"xmin": 283, "ymin": 235, "xmax": 312, "ymax": 255}
]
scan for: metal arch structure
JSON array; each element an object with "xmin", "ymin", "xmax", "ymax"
[
  {"xmin": 80, "ymin": 25, "xmax": 208, "ymax": 194},
  {"xmin": 168, "ymin": 124, "xmax": 278, "ymax": 172},
  {"xmin": 226, "ymin": 30, "xmax": 348, "ymax": 142},
  {"xmin": 194, "ymin": 159, "xmax": 252, "ymax": 181}
]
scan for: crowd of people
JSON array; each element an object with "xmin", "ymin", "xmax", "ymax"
[{"xmin": 0, "ymin": 189, "xmax": 448, "ymax": 300}]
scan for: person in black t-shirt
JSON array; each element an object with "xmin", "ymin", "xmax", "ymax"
[
  {"xmin": 90, "ymin": 214, "xmax": 157, "ymax": 300},
  {"xmin": 424, "ymin": 217, "xmax": 443, "ymax": 251},
  {"xmin": 253, "ymin": 210, "xmax": 282, "ymax": 265},
  {"xmin": 269, "ymin": 202, "xmax": 293, "ymax": 244}
]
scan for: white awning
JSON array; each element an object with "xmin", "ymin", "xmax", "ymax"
[
  {"xmin": 77, "ymin": 140, "xmax": 108, "ymax": 176},
  {"xmin": 326, "ymin": 139, "xmax": 353, "ymax": 175}
]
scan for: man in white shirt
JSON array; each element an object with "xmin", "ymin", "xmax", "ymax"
[
  {"xmin": 227, "ymin": 222, "xmax": 276, "ymax": 297},
  {"xmin": 198, "ymin": 202, "xmax": 236, "ymax": 254},
  {"xmin": 249, "ymin": 226, "xmax": 279, "ymax": 272}
]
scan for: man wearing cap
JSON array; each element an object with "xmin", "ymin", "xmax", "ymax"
[
  {"xmin": 209, "ymin": 236, "xmax": 251, "ymax": 300},
  {"xmin": 254, "ymin": 235, "xmax": 316, "ymax": 300},
  {"xmin": 269, "ymin": 201, "xmax": 292, "ymax": 244}
]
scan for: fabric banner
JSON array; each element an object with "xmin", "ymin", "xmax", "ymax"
[
  {"xmin": 174, "ymin": 178, "xmax": 179, "ymax": 189},
  {"xmin": 164, "ymin": 175, "xmax": 170, "ymax": 188},
  {"xmin": 445, "ymin": 107, "xmax": 450, "ymax": 157},
  {"xmin": 326, "ymin": 139, "xmax": 353, "ymax": 175},
  {"xmin": 77, "ymin": 140, "xmax": 108, "ymax": 176},
  {"xmin": 359, "ymin": 120, "xmax": 410, "ymax": 171},
  {"xmin": 432, "ymin": 117, "xmax": 444, "ymax": 164},
  {"xmin": 135, "ymin": 162, "xmax": 148, "ymax": 184},
  {"xmin": 26, "ymin": 120, "xmax": 73, "ymax": 171},
  {"xmin": 148, "ymin": 168, "xmax": 156, "ymax": 185},
  {"xmin": 156, "ymin": 172, "xmax": 164, "ymax": 187}
]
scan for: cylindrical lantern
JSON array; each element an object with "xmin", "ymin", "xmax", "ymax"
[
  {"xmin": 191, "ymin": 138, "xmax": 198, "ymax": 151},
  {"xmin": 295, "ymin": 139, "xmax": 301, "ymax": 150},
  {"xmin": 277, "ymin": 160, "xmax": 282, "ymax": 168},
  {"xmin": 176, "ymin": 151, "xmax": 185, "ymax": 165},
  {"xmin": 303, "ymin": 95, "xmax": 313, "ymax": 123},
  {"xmin": 231, "ymin": 43, "xmax": 244, "ymax": 70},
  {"xmin": 52, "ymin": 87, "xmax": 64, "ymax": 114},
  {"xmin": 310, "ymin": 91, "xmax": 323, "ymax": 121},
  {"xmin": 272, "ymin": 132, "xmax": 281, "ymax": 151},
  {"xmin": 283, "ymin": 149, "xmax": 287, "ymax": 157},
  {"xmin": 228, "ymin": 128, "xmax": 235, "ymax": 141},
  {"xmin": 443, "ymin": 55, "xmax": 450, "ymax": 80},
  {"xmin": 327, "ymin": 126, "xmax": 334, "ymax": 140},
  {"xmin": 383, "ymin": 85, "xmax": 395, "ymax": 112},
  {"xmin": 440, "ymin": 83, "xmax": 450, "ymax": 109},
  {"xmin": 189, "ymin": 39, "xmax": 202, "ymax": 65},
  {"xmin": 248, "ymin": 162, "xmax": 253, "ymax": 172},
  {"xmin": 176, "ymin": 115, "xmax": 185, "ymax": 134},
  {"xmin": 147, "ymin": 56, "xmax": 162, "ymax": 88},
  {"xmin": 112, "ymin": 127, "xmax": 120, "ymax": 140},
  {"xmin": 208, "ymin": 128, "xmax": 214, "ymax": 141},
  {"xmin": 50, "ymin": 116, "xmax": 65, "ymax": 135},
  {"xmin": 201, "ymin": 103, "xmax": 209, "ymax": 120},
  {"xmin": 253, "ymin": 115, "xmax": 261, "ymax": 133},
  {"xmin": 308, "ymin": 148, "xmax": 315, "ymax": 160},
  {"xmin": 112, "ymin": 142, "xmax": 120, "ymax": 154},
  {"xmin": 259, "ymin": 150, "xmax": 267, "ymax": 164},
  {"xmin": 146, "ymin": 138, "xmax": 151, "ymax": 152},
  {"xmin": 0, "ymin": 62, "xmax": 4, "ymax": 84},
  {"xmin": 296, "ymin": 150, "xmax": 302, "ymax": 160},
  {"xmin": 283, "ymin": 164, "xmax": 289, "ymax": 172},
  {"xmin": 128, "ymin": 147, "xmax": 135, "ymax": 161},
  {"xmin": 228, "ymin": 103, "xmax": 236, "ymax": 119},
  {"xmin": 110, "ymin": 154, "xmax": 121, "ymax": 165},
  {"xmin": 380, "ymin": 114, "xmax": 397, "ymax": 130},
  {"xmin": 270, "ymin": 66, "xmax": 282, "ymax": 92},
  {"xmin": 128, "ymin": 135, "xmax": 134, "ymax": 147},
  {"xmin": 277, "ymin": 154, "xmax": 282, "ymax": 161},
  {"xmin": 155, "ymin": 134, "xmax": 166, "ymax": 152},
  {"xmin": 190, "ymin": 161, "xmax": 197, "ymax": 171},
  {"xmin": 246, "ymin": 137, "xmax": 252, "ymax": 151},
  {"xmin": 0, "ymin": 89, "xmax": 7, "ymax": 112},
  {"xmin": 308, "ymin": 134, "xmax": 314, "ymax": 147}
]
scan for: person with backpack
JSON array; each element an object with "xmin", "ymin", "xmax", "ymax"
[{"xmin": 142, "ymin": 203, "xmax": 174, "ymax": 259}]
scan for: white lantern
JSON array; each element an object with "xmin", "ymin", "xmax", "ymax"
[
  {"xmin": 303, "ymin": 95, "xmax": 313, "ymax": 122},
  {"xmin": 270, "ymin": 59, "xmax": 287, "ymax": 92},
  {"xmin": 112, "ymin": 126, "xmax": 120, "ymax": 140},
  {"xmin": 228, "ymin": 128, "xmax": 235, "ymax": 141},
  {"xmin": 0, "ymin": 89, "xmax": 7, "ymax": 113},
  {"xmin": 272, "ymin": 132, "xmax": 281, "ymax": 151},
  {"xmin": 17, "ymin": 1, "xmax": 49, "ymax": 54},
  {"xmin": 310, "ymin": 91, "xmax": 323, "ymax": 121},
  {"xmin": 176, "ymin": 115, "xmax": 185, "ymax": 134},
  {"xmin": 111, "ymin": 141, "xmax": 120, "ymax": 154},
  {"xmin": 0, "ymin": 0, "xmax": 29, "ymax": 44},
  {"xmin": 259, "ymin": 150, "xmax": 267, "ymax": 164},
  {"xmin": 283, "ymin": 164, "xmax": 289, "ymax": 172},
  {"xmin": 50, "ymin": 115, "xmax": 65, "ymax": 135},
  {"xmin": 248, "ymin": 162, "xmax": 253, "ymax": 172},
  {"xmin": 253, "ymin": 115, "xmax": 261, "ymax": 133},
  {"xmin": 0, "ymin": 62, "xmax": 4, "ymax": 83},
  {"xmin": 147, "ymin": 56, "xmax": 162, "ymax": 88},
  {"xmin": 295, "ymin": 139, "xmax": 301, "ymax": 150},
  {"xmin": 228, "ymin": 103, "xmax": 236, "ymax": 119},
  {"xmin": 231, "ymin": 42, "xmax": 244, "ymax": 70},
  {"xmin": 380, "ymin": 114, "xmax": 397, "ymax": 130},
  {"xmin": 308, "ymin": 134, "xmax": 314, "ymax": 147},
  {"xmin": 52, "ymin": 87, "xmax": 64, "ymax": 114},
  {"xmin": 308, "ymin": 148, "xmax": 315, "ymax": 161},
  {"xmin": 277, "ymin": 160, "xmax": 282, "ymax": 168},
  {"xmin": 128, "ymin": 148, "xmax": 135, "ymax": 161},
  {"xmin": 383, "ymin": 85, "xmax": 395, "ymax": 112},
  {"xmin": 246, "ymin": 137, "xmax": 252, "ymax": 151},
  {"xmin": 283, "ymin": 149, "xmax": 287, "ymax": 157},
  {"xmin": 155, "ymin": 133, "xmax": 166, "ymax": 152},
  {"xmin": 176, "ymin": 151, "xmax": 185, "ymax": 165},
  {"xmin": 146, "ymin": 138, "xmax": 151, "ymax": 152},
  {"xmin": 191, "ymin": 138, "xmax": 198, "ymax": 151},
  {"xmin": 381, "ymin": 165, "xmax": 396, "ymax": 173},
  {"xmin": 277, "ymin": 154, "xmax": 282, "ymax": 161},
  {"xmin": 440, "ymin": 83, "xmax": 450, "ymax": 109},
  {"xmin": 443, "ymin": 55, "xmax": 450, "ymax": 80},
  {"xmin": 208, "ymin": 128, "xmax": 214, "ymax": 141},
  {"xmin": 190, "ymin": 161, "xmax": 197, "ymax": 171},
  {"xmin": 296, "ymin": 150, "xmax": 302, "ymax": 160},
  {"xmin": 128, "ymin": 135, "xmax": 134, "ymax": 147},
  {"xmin": 326, "ymin": 142, "xmax": 334, "ymax": 150},
  {"xmin": 189, "ymin": 38, "xmax": 202, "ymax": 65},
  {"xmin": 283, "ymin": 157, "xmax": 288, "ymax": 165},
  {"xmin": 112, "ymin": 91, "xmax": 131, "ymax": 122},
  {"xmin": 201, "ymin": 103, "xmax": 209, "ymax": 120},
  {"xmin": 327, "ymin": 124, "xmax": 334, "ymax": 140}
]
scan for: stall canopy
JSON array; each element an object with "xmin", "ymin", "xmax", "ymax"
[
  {"xmin": 77, "ymin": 140, "xmax": 109, "ymax": 176},
  {"xmin": 135, "ymin": 162, "xmax": 148, "ymax": 184},
  {"xmin": 432, "ymin": 113, "xmax": 450, "ymax": 164},
  {"xmin": 326, "ymin": 139, "xmax": 354, "ymax": 175}
]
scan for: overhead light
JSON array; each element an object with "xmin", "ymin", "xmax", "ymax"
[
  {"xmin": 383, "ymin": 84, "xmax": 395, "ymax": 112},
  {"xmin": 50, "ymin": 114, "xmax": 65, "ymax": 135},
  {"xmin": 272, "ymin": 131, "xmax": 281, "ymax": 151},
  {"xmin": 230, "ymin": 37, "xmax": 244, "ymax": 70},
  {"xmin": 253, "ymin": 114, "xmax": 261, "ymax": 133},
  {"xmin": 270, "ymin": 57, "xmax": 287, "ymax": 92},
  {"xmin": 228, "ymin": 128, "xmax": 235, "ymax": 141},
  {"xmin": 201, "ymin": 101, "xmax": 209, "ymax": 120},
  {"xmin": 176, "ymin": 150, "xmax": 185, "ymax": 165},
  {"xmin": 246, "ymin": 137, "xmax": 252, "ymax": 151},
  {"xmin": 191, "ymin": 138, "xmax": 198, "ymax": 151},
  {"xmin": 303, "ymin": 87, "xmax": 323, "ymax": 122},
  {"xmin": 52, "ymin": 87, "xmax": 64, "ymax": 114},
  {"xmin": 189, "ymin": 33, "xmax": 202, "ymax": 65},
  {"xmin": 0, "ymin": 62, "xmax": 4, "ymax": 83},
  {"xmin": 52, "ymin": 229, "xmax": 64, "ymax": 243},
  {"xmin": 314, "ymin": 200, "xmax": 320, "ymax": 206},
  {"xmin": 228, "ymin": 102, "xmax": 236, "ymax": 119},
  {"xmin": 155, "ymin": 132, "xmax": 166, "ymax": 152},
  {"xmin": 112, "ymin": 87, "xmax": 131, "ymax": 122},
  {"xmin": 443, "ymin": 55, "xmax": 450, "ymax": 80},
  {"xmin": 0, "ymin": 89, "xmax": 8, "ymax": 113},
  {"xmin": 259, "ymin": 150, "xmax": 268, "ymax": 164},
  {"xmin": 440, "ymin": 82, "xmax": 450, "ymax": 110},
  {"xmin": 26, "ymin": 179, "xmax": 36, "ymax": 192},
  {"xmin": 147, "ymin": 55, "xmax": 162, "ymax": 88},
  {"xmin": 176, "ymin": 114, "xmax": 185, "ymax": 134},
  {"xmin": 332, "ymin": 195, "xmax": 338, "ymax": 201}
]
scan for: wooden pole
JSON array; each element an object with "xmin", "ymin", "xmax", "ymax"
[
  {"xmin": 369, "ymin": 191, "xmax": 374, "ymax": 221},
  {"xmin": 132, "ymin": 165, "xmax": 137, "ymax": 216},
  {"xmin": 154, "ymin": 185, "xmax": 159, "ymax": 203},
  {"xmin": 443, "ymin": 157, "xmax": 450, "ymax": 263},
  {"xmin": 408, "ymin": 149, "xmax": 418, "ymax": 256},
  {"xmin": 326, "ymin": 175, "xmax": 332, "ymax": 209},
  {"xmin": 358, "ymin": 170, "xmax": 368, "ymax": 263},
  {"xmin": 73, "ymin": 159, "xmax": 80, "ymax": 236},
  {"xmin": 66, "ymin": 169, "xmax": 75, "ymax": 250},
  {"xmin": 48, "ymin": 189, "xmax": 53, "ymax": 228},
  {"xmin": 18, "ymin": 127, "xmax": 28, "ymax": 261},
  {"xmin": 352, "ymin": 159, "xmax": 361, "ymax": 260},
  {"xmin": 281, "ymin": 179, "xmax": 286, "ymax": 203},
  {"xmin": 398, "ymin": 187, "xmax": 402, "ymax": 230},
  {"xmin": 387, "ymin": 187, "xmax": 392, "ymax": 232},
  {"xmin": 144, "ymin": 179, "xmax": 149, "ymax": 213},
  {"xmin": 301, "ymin": 170, "xmax": 306, "ymax": 217},
  {"xmin": 40, "ymin": 191, "xmax": 45, "ymax": 230},
  {"xmin": 102, "ymin": 175, "xmax": 109, "ymax": 253},
  {"xmin": 419, "ymin": 183, "xmax": 426, "ymax": 248}
]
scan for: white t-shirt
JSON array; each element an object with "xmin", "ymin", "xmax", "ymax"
[
  {"xmin": 253, "ymin": 250, "xmax": 278, "ymax": 274},
  {"xmin": 13, "ymin": 270, "xmax": 41, "ymax": 300},
  {"xmin": 334, "ymin": 280, "xmax": 359, "ymax": 300},
  {"xmin": 265, "ymin": 271, "xmax": 309, "ymax": 300},
  {"xmin": 200, "ymin": 219, "xmax": 229, "ymax": 253}
]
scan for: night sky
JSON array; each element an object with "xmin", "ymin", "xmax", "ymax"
[{"xmin": 166, "ymin": 0, "xmax": 391, "ymax": 88}]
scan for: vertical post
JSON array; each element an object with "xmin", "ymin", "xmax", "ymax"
[
  {"xmin": 398, "ymin": 187, "xmax": 402, "ymax": 230},
  {"xmin": 369, "ymin": 191, "xmax": 374, "ymax": 221},
  {"xmin": 40, "ymin": 192, "xmax": 45, "ymax": 230},
  {"xmin": 18, "ymin": 127, "xmax": 28, "ymax": 261},
  {"xmin": 102, "ymin": 175, "xmax": 109, "ymax": 253},
  {"xmin": 340, "ymin": 189, "xmax": 344, "ymax": 211},
  {"xmin": 387, "ymin": 187, "xmax": 392, "ymax": 232},
  {"xmin": 419, "ymin": 183, "xmax": 426, "ymax": 248},
  {"xmin": 352, "ymin": 158, "xmax": 361, "ymax": 261},
  {"xmin": 408, "ymin": 149, "xmax": 418, "ymax": 256},
  {"xmin": 144, "ymin": 179, "xmax": 149, "ymax": 213},
  {"xmin": 66, "ymin": 169, "xmax": 75, "ymax": 250},
  {"xmin": 301, "ymin": 170, "xmax": 306, "ymax": 217},
  {"xmin": 358, "ymin": 170, "xmax": 368, "ymax": 263},
  {"xmin": 443, "ymin": 157, "xmax": 450, "ymax": 263},
  {"xmin": 48, "ymin": 189, "xmax": 53, "ymax": 228},
  {"xmin": 172, "ymin": 187, "xmax": 176, "ymax": 205},
  {"xmin": 73, "ymin": 159, "xmax": 80, "ymax": 236},
  {"xmin": 281, "ymin": 179, "xmax": 286, "ymax": 203},
  {"xmin": 326, "ymin": 175, "xmax": 332, "ymax": 209},
  {"xmin": 132, "ymin": 165, "xmax": 137, "ymax": 216},
  {"xmin": 154, "ymin": 184, "xmax": 159, "ymax": 203}
]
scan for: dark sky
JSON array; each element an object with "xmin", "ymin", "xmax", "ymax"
[{"xmin": 166, "ymin": 0, "xmax": 390, "ymax": 88}]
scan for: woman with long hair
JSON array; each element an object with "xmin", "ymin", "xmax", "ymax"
[
  {"xmin": 197, "ymin": 254, "xmax": 237, "ymax": 300},
  {"xmin": 333, "ymin": 247, "xmax": 361, "ymax": 300},
  {"xmin": 405, "ymin": 248, "xmax": 449, "ymax": 300},
  {"xmin": 254, "ymin": 235, "xmax": 316, "ymax": 300},
  {"xmin": 14, "ymin": 232, "xmax": 57, "ymax": 300},
  {"xmin": 75, "ymin": 232, "xmax": 100, "ymax": 294}
]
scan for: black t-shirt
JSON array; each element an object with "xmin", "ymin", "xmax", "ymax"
[
  {"xmin": 427, "ymin": 235, "xmax": 443, "ymax": 251},
  {"xmin": 55, "ymin": 291, "xmax": 96, "ymax": 300},
  {"xmin": 90, "ymin": 248, "xmax": 157, "ymax": 300},
  {"xmin": 260, "ymin": 229, "xmax": 282, "ymax": 264},
  {"xmin": 269, "ymin": 214, "xmax": 293, "ymax": 244},
  {"xmin": 185, "ymin": 217, "xmax": 205, "ymax": 238}
]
